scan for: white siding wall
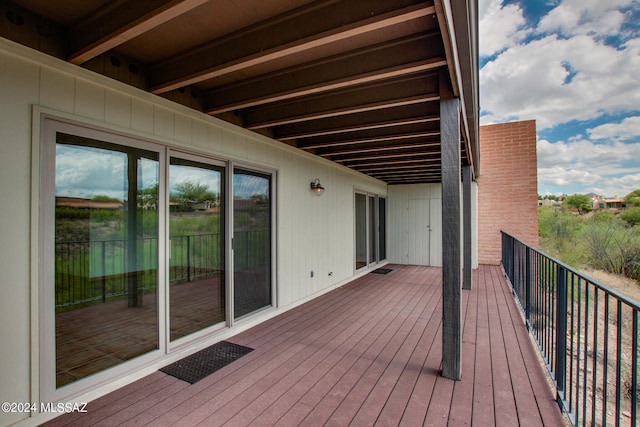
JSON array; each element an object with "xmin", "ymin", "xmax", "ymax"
[
  {"xmin": 0, "ymin": 40, "xmax": 386, "ymax": 426},
  {"xmin": 388, "ymin": 184, "xmax": 442, "ymax": 266},
  {"xmin": 388, "ymin": 184, "xmax": 477, "ymax": 268}
]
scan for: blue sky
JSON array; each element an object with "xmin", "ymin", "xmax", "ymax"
[{"xmin": 479, "ymin": 0, "xmax": 640, "ymax": 197}]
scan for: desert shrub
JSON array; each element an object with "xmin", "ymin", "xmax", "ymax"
[
  {"xmin": 621, "ymin": 207, "xmax": 640, "ymax": 226},
  {"xmin": 590, "ymin": 210, "xmax": 616, "ymax": 222},
  {"xmin": 539, "ymin": 207, "xmax": 585, "ymax": 264},
  {"xmin": 583, "ymin": 218, "xmax": 640, "ymax": 280}
]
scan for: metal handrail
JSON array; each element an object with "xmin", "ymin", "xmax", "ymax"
[{"xmin": 502, "ymin": 231, "xmax": 639, "ymax": 427}]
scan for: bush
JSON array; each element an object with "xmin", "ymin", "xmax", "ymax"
[
  {"xmin": 583, "ymin": 219, "xmax": 640, "ymax": 280},
  {"xmin": 538, "ymin": 207, "xmax": 586, "ymax": 266},
  {"xmin": 540, "ymin": 205, "xmax": 640, "ymax": 282},
  {"xmin": 621, "ymin": 207, "xmax": 640, "ymax": 226}
]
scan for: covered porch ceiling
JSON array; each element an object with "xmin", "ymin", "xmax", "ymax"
[{"xmin": 0, "ymin": 0, "xmax": 478, "ymax": 185}]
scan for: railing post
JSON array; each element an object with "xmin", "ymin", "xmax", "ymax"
[
  {"xmin": 525, "ymin": 246, "xmax": 531, "ymax": 330},
  {"xmin": 102, "ymin": 240, "xmax": 107, "ymax": 303},
  {"xmin": 555, "ymin": 265, "xmax": 568, "ymax": 405},
  {"xmin": 186, "ymin": 235, "xmax": 191, "ymax": 283}
]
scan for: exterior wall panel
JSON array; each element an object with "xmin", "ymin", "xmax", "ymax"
[
  {"xmin": 0, "ymin": 45, "xmax": 40, "ymax": 427},
  {"xmin": 389, "ymin": 183, "xmax": 478, "ymax": 269},
  {"xmin": 0, "ymin": 41, "xmax": 386, "ymax": 426},
  {"xmin": 388, "ymin": 184, "xmax": 443, "ymax": 266}
]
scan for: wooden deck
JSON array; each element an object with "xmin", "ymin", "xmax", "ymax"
[{"xmin": 43, "ymin": 265, "xmax": 566, "ymax": 426}]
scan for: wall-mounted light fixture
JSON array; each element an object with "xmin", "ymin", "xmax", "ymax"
[{"xmin": 310, "ymin": 178, "xmax": 325, "ymax": 196}]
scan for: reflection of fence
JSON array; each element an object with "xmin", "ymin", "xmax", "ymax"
[
  {"xmin": 502, "ymin": 232, "xmax": 639, "ymax": 427},
  {"xmin": 55, "ymin": 238, "xmax": 158, "ymax": 308},
  {"xmin": 55, "ymin": 231, "xmax": 269, "ymax": 308},
  {"xmin": 170, "ymin": 233, "xmax": 222, "ymax": 283},
  {"xmin": 234, "ymin": 229, "xmax": 269, "ymax": 271}
]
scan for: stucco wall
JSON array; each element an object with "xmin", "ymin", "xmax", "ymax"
[{"xmin": 477, "ymin": 120, "xmax": 539, "ymax": 265}]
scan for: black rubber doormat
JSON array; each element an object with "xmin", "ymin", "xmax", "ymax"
[
  {"xmin": 160, "ymin": 341, "xmax": 253, "ymax": 384},
  {"xmin": 372, "ymin": 268, "xmax": 393, "ymax": 274}
]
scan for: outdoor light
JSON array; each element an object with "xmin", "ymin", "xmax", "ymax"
[{"xmin": 310, "ymin": 178, "xmax": 325, "ymax": 196}]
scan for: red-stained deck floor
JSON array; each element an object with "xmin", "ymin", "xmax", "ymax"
[{"xmin": 43, "ymin": 265, "xmax": 566, "ymax": 426}]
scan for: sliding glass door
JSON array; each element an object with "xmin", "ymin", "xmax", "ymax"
[
  {"xmin": 42, "ymin": 118, "xmax": 277, "ymax": 400},
  {"xmin": 355, "ymin": 192, "xmax": 387, "ymax": 270},
  {"xmin": 168, "ymin": 156, "xmax": 225, "ymax": 341},
  {"xmin": 53, "ymin": 133, "xmax": 160, "ymax": 388},
  {"xmin": 379, "ymin": 197, "xmax": 387, "ymax": 261},
  {"xmin": 233, "ymin": 169, "xmax": 272, "ymax": 319}
]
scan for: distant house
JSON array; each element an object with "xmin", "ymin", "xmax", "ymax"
[{"xmin": 591, "ymin": 195, "xmax": 626, "ymax": 211}]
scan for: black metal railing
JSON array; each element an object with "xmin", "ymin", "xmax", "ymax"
[
  {"xmin": 55, "ymin": 230, "xmax": 269, "ymax": 308},
  {"xmin": 502, "ymin": 231, "xmax": 639, "ymax": 427}
]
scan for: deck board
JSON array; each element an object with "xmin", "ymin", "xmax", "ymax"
[{"xmin": 43, "ymin": 265, "xmax": 566, "ymax": 427}]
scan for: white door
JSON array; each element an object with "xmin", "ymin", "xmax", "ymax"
[{"xmin": 407, "ymin": 199, "xmax": 430, "ymax": 265}]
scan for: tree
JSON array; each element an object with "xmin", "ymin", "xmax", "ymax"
[
  {"xmin": 625, "ymin": 189, "xmax": 640, "ymax": 207},
  {"xmin": 563, "ymin": 194, "xmax": 592, "ymax": 214},
  {"xmin": 171, "ymin": 181, "xmax": 217, "ymax": 206},
  {"xmin": 138, "ymin": 183, "xmax": 158, "ymax": 209}
]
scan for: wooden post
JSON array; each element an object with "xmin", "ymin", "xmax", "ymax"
[
  {"xmin": 463, "ymin": 165, "xmax": 472, "ymax": 290},
  {"xmin": 441, "ymin": 79, "xmax": 462, "ymax": 380}
]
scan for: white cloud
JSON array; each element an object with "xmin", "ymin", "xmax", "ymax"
[
  {"xmin": 480, "ymin": 34, "xmax": 640, "ymax": 129},
  {"xmin": 481, "ymin": 0, "xmax": 640, "ymax": 196},
  {"xmin": 479, "ymin": 0, "xmax": 529, "ymax": 57},
  {"xmin": 537, "ymin": 0, "xmax": 633, "ymax": 38},
  {"xmin": 537, "ymin": 138, "xmax": 640, "ymax": 195},
  {"xmin": 588, "ymin": 116, "xmax": 640, "ymax": 141}
]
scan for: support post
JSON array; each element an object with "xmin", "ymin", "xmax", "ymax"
[
  {"xmin": 441, "ymin": 76, "xmax": 462, "ymax": 380},
  {"xmin": 463, "ymin": 165, "xmax": 472, "ymax": 290}
]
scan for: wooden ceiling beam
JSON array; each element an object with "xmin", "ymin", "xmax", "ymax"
[
  {"xmin": 148, "ymin": 1, "xmax": 435, "ymax": 93},
  {"xmin": 299, "ymin": 131, "xmax": 440, "ymax": 150},
  {"xmin": 205, "ymin": 57, "xmax": 446, "ymax": 113},
  {"xmin": 317, "ymin": 141, "xmax": 440, "ymax": 157},
  {"xmin": 246, "ymin": 93, "xmax": 439, "ymax": 130},
  {"xmin": 371, "ymin": 172, "xmax": 441, "ymax": 180},
  {"xmin": 243, "ymin": 72, "xmax": 439, "ymax": 129},
  {"xmin": 68, "ymin": 0, "xmax": 208, "ymax": 65},
  {"xmin": 203, "ymin": 32, "xmax": 444, "ymax": 113},
  {"xmin": 349, "ymin": 157, "xmax": 441, "ymax": 169},
  {"xmin": 385, "ymin": 176, "xmax": 441, "ymax": 184},
  {"xmin": 277, "ymin": 115, "xmax": 440, "ymax": 141},
  {"xmin": 357, "ymin": 163, "xmax": 441, "ymax": 173},
  {"xmin": 339, "ymin": 150, "xmax": 441, "ymax": 163}
]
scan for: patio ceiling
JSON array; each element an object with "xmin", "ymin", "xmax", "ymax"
[{"xmin": 0, "ymin": 0, "xmax": 478, "ymax": 184}]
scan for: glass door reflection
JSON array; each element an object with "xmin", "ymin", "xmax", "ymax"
[
  {"xmin": 233, "ymin": 169, "xmax": 272, "ymax": 319},
  {"xmin": 169, "ymin": 157, "xmax": 225, "ymax": 341},
  {"xmin": 54, "ymin": 134, "xmax": 159, "ymax": 388}
]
